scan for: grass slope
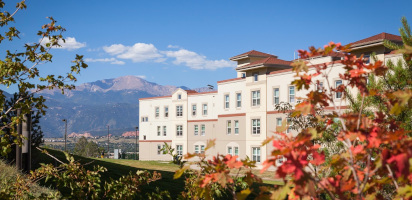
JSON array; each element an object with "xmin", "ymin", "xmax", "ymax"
[
  {"xmin": 33, "ymin": 148, "xmax": 185, "ymax": 199},
  {"xmin": 33, "ymin": 148, "xmax": 283, "ymax": 199}
]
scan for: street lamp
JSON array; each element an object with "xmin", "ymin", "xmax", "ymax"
[
  {"xmin": 62, "ymin": 119, "xmax": 67, "ymax": 152},
  {"xmin": 135, "ymin": 126, "xmax": 138, "ymax": 160}
]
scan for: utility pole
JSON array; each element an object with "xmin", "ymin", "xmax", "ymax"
[
  {"xmin": 22, "ymin": 111, "xmax": 31, "ymax": 172},
  {"xmin": 135, "ymin": 126, "xmax": 138, "ymax": 160},
  {"xmin": 16, "ymin": 108, "xmax": 22, "ymax": 170},
  {"xmin": 107, "ymin": 125, "xmax": 110, "ymax": 158},
  {"xmin": 62, "ymin": 119, "xmax": 67, "ymax": 152}
]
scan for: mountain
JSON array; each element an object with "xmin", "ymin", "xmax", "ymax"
[{"xmin": 37, "ymin": 76, "xmax": 208, "ymax": 138}]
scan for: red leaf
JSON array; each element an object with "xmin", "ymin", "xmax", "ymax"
[{"xmin": 310, "ymin": 151, "xmax": 325, "ymax": 165}]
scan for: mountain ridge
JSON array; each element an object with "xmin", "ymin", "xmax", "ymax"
[{"xmin": 37, "ymin": 75, "xmax": 211, "ymax": 137}]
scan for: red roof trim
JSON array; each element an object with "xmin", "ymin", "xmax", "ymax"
[
  {"xmin": 217, "ymin": 77, "xmax": 245, "ymax": 84},
  {"xmin": 139, "ymin": 95, "xmax": 172, "ymax": 100},
  {"xmin": 188, "ymin": 91, "xmax": 217, "ymax": 95},
  {"xmin": 218, "ymin": 113, "xmax": 246, "ymax": 118},
  {"xmin": 139, "ymin": 140, "xmax": 172, "ymax": 143},
  {"xmin": 267, "ymin": 111, "xmax": 283, "ymax": 114},
  {"xmin": 188, "ymin": 119, "xmax": 218, "ymax": 122}
]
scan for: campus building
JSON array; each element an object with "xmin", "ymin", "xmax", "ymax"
[{"xmin": 138, "ymin": 33, "xmax": 403, "ymax": 164}]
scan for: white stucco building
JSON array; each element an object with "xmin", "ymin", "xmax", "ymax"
[{"xmin": 138, "ymin": 33, "xmax": 403, "ymax": 164}]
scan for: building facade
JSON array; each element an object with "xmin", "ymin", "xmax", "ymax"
[{"xmin": 138, "ymin": 33, "xmax": 403, "ymax": 165}]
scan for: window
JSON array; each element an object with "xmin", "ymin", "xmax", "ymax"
[
  {"xmin": 203, "ymin": 104, "xmax": 208, "ymax": 115},
  {"xmin": 234, "ymin": 120, "xmax": 239, "ymax": 134},
  {"xmin": 236, "ymin": 93, "xmax": 241, "ymax": 107},
  {"xmin": 227, "ymin": 120, "xmax": 232, "ymax": 134},
  {"xmin": 176, "ymin": 105, "xmax": 183, "ymax": 117},
  {"xmin": 192, "ymin": 104, "xmax": 197, "ymax": 116},
  {"xmin": 289, "ymin": 86, "xmax": 295, "ymax": 103},
  {"xmin": 273, "ymin": 88, "xmax": 280, "ymax": 104},
  {"xmin": 157, "ymin": 126, "xmax": 161, "ymax": 136},
  {"xmin": 234, "ymin": 147, "xmax": 239, "ymax": 156},
  {"xmin": 163, "ymin": 126, "xmax": 167, "ymax": 136},
  {"xmin": 252, "ymin": 147, "xmax": 261, "ymax": 163},
  {"xmin": 201, "ymin": 124, "xmax": 205, "ymax": 136},
  {"xmin": 252, "ymin": 119, "xmax": 260, "ymax": 135},
  {"xmin": 224, "ymin": 94, "xmax": 229, "ymax": 109},
  {"xmin": 194, "ymin": 145, "xmax": 199, "ymax": 153},
  {"xmin": 141, "ymin": 117, "xmax": 148, "ymax": 122},
  {"xmin": 200, "ymin": 145, "xmax": 205, "ymax": 153},
  {"xmin": 176, "ymin": 125, "xmax": 183, "ymax": 136},
  {"xmin": 287, "ymin": 118, "xmax": 292, "ymax": 133},
  {"xmin": 176, "ymin": 145, "xmax": 183, "ymax": 156},
  {"xmin": 194, "ymin": 125, "xmax": 199, "ymax": 136},
  {"xmin": 157, "ymin": 145, "xmax": 162, "ymax": 155},
  {"xmin": 253, "ymin": 73, "xmax": 258, "ymax": 82},
  {"xmin": 155, "ymin": 107, "xmax": 159, "ymax": 117},
  {"xmin": 164, "ymin": 107, "xmax": 169, "ymax": 118},
  {"xmin": 252, "ymin": 90, "xmax": 260, "ymax": 106},
  {"xmin": 228, "ymin": 147, "xmax": 233, "ymax": 155},
  {"xmin": 242, "ymin": 73, "xmax": 246, "ymax": 78},
  {"xmin": 335, "ymin": 80, "xmax": 343, "ymax": 99},
  {"xmin": 143, "ymin": 135, "xmax": 146, "ymax": 140},
  {"xmin": 157, "ymin": 145, "xmax": 165, "ymax": 155},
  {"xmin": 316, "ymin": 82, "xmax": 324, "ymax": 92},
  {"xmin": 276, "ymin": 118, "xmax": 282, "ymax": 126},
  {"xmin": 178, "ymin": 94, "xmax": 182, "ymax": 99},
  {"xmin": 364, "ymin": 54, "xmax": 370, "ymax": 64}
]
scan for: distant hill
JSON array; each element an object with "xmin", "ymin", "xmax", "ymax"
[{"xmin": 37, "ymin": 75, "xmax": 211, "ymax": 137}]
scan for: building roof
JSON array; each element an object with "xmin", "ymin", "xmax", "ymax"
[
  {"xmin": 229, "ymin": 50, "xmax": 276, "ymax": 61},
  {"xmin": 184, "ymin": 90, "xmax": 198, "ymax": 94},
  {"xmin": 349, "ymin": 32, "xmax": 402, "ymax": 48},
  {"xmin": 236, "ymin": 56, "xmax": 292, "ymax": 70},
  {"xmin": 217, "ymin": 77, "xmax": 245, "ymax": 84},
  {"xmin": 188, "ymin": 91, "xmax": 217, "ymax": 95}
]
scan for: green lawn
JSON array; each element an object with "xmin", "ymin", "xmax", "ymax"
[{"xmin": 33, "ymin": 148, "xmax": 283, "ymax": 199}]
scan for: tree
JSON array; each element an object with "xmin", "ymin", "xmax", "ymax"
[
  {"xmin": 0, "ymin": 0, "xmax": 87, "ymax": 156},
  {"xmin": 73, "ymin": 137, "xmax": 100, "ymax": 157}
]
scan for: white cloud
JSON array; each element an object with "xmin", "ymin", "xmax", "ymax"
[
  {"xmin": 167, "ymin": 44, "xmax": 180, "ymax": 49},
  {"xmin": 103, "ymin": 43, "xmax": 163, "ymax": 62},
  {"xmin": 84, "ymin": 58, "xmax": 125, "ymax": 65},
  {"xmin": 98, "ymin": 42, "xmax": 235, "ymax": 70},
  {"xmin": 136, "ymin": 75, "xmax": 146, "ymax": 79},
  {"xmin": 164, "ymin": 49, "xmax": 235, "ymax": 70},
  {"xmin": 40, "ymin": 37, "xmax": 86, "ymax": 50}
]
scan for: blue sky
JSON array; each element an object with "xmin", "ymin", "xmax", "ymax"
[{"xmin": 3, "ymin": 0, "xmax": 412, "ymax": 93}]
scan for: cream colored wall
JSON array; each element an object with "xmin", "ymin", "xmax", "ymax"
[
  {"xmin": 215, "ymin": 116, "xmax": 247, "ymax": 159},
  {"xmin": 305, "ymin": 56, "xmax": 334, "ymax": 65},
  {"xmin": 217, "ymin": 79, "xmax": 246, "ymax": 114},
  {"xmin": 187, "ymin": 93, "xmax": 217, "ymax": 121},
  {"xmin": 139, "ymin": 97, "xmax": 173, "ymax": 141},
  {"xmin": 139, "ymin": 141, "xmax": 172, "ymax": 161}
]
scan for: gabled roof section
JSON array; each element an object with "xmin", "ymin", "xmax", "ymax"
[
  {"xmin": 236, "ymin": 56, "xmax": 292, "ymax": 71},
  {"xmin": 349, "ymin": 32, "xmax": 402, "ymax": 48},
  {"xmin": 230, "ymin": 50, "xmax": 276, "ymax": 61}
]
